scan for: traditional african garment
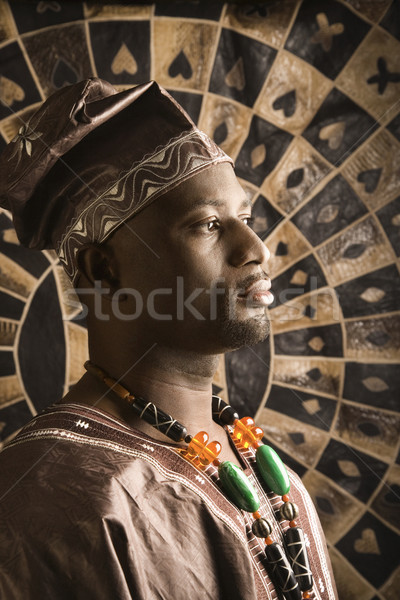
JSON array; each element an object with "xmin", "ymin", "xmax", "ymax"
[{"xmin": 0, "ymin": 402, "xmax": 338, "ymax": 600}]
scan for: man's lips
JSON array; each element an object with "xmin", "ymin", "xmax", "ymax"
[{"xmin": 237, "ymin": 279, "xmax": 274, "ymax": 306}]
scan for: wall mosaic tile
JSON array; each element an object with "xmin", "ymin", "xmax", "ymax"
[{"xmin": 0, "ymin": 2, "xmax": 398, "ymax": 597}]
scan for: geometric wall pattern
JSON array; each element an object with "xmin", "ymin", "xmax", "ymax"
[{"xmin": 0, "ymin": 2, "xmax": 399, "ymax": 598}]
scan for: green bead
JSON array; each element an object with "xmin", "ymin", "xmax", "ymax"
[
  {"xmin": 218, "ymin": 461, "xmax": 260, "ymax": 512},
  {"xmin": 256, "ymin": 444, "xmax": 290, "ymax": 496}
]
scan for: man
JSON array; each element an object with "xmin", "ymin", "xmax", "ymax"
[{"xmin": 0, "ymin": 79, "xmax": 337, "ymax": 599}]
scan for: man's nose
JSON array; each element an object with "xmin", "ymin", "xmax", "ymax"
[{"xmin": 228, "ymin": 221, "xmax": 270, "ymax": 269}]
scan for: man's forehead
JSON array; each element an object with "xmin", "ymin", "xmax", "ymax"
[
  {"xmin": 154, "ymin": 165, "xmax": 250, "ymax": 215},
  {"xmin": 114, "ymin": 165, "xmax": 249, "ymax": 240},
  {"xmin": 157, "ymin": 193, "xmax": 251, "ymax": 224}
]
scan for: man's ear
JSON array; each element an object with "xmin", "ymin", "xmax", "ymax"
[{"xmin": 76, "ymin": 244, "xmax": 119, "ymax": 295}]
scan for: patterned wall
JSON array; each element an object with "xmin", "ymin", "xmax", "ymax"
[{"xmin": 0, "ymin": 1, "xmax": 399, "ymax": 598}]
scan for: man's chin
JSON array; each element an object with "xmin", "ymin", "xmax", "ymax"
[{"xmin": 220, "ymin": 315, "xmax": 270, "ymax": 351}]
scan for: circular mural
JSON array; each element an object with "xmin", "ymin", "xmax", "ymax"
[{"xmin": 0, "ymin": 2, "xmax": 399, "ymax": 598}]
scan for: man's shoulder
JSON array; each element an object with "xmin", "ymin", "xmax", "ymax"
[
  {"xmin": 0, "ymin": 402, "xmax": 216, "ymax": 514},
  {"xmin": 0, "ymin": 403, "xmax": 159, "ymax": 506}
]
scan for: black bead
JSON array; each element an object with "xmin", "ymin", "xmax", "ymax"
[
  {"xmin": 264, "ymin": 542, "xmax": 302, "ymax": 600},
  {"xmin": 212, "ymin": 395, "xmax": 239, "ymax": 425},
  {"xmin": 130, "ymin": 397, "xmax": 187, "ymax": 442},
  {"xmin": 284, "ymin": 527, "xmax": 313, "ymax": 591}
]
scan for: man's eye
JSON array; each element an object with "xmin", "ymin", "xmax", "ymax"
[
  {"xmin": 243, "ymin": 216, "xmax": 255, "ymax": 228},
  {"xmin": 200, "ymin": 219, "xmax": 220, "ymax": 232}
]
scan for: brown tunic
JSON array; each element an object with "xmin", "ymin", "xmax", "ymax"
[{"xmin": 0, "ymin": 403, "xmax": 338, "ymax": 600}]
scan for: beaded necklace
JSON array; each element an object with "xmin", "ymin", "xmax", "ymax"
[{"xmin": 84, "ymin": 360, "xmax": 314, "ymax": 600}]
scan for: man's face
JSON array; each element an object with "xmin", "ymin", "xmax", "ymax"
[{"xmin": 107, "ymin": 162, "xmax": 272, "ymax": 354}]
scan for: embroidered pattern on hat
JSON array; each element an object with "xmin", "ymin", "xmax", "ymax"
[
  {"xmin": 8, "ymin": 125, "xmax": 43, "ymax": 165},
  {"xmin": 57, "ymin": 128, "xmax": 232, "ymax": 284}
]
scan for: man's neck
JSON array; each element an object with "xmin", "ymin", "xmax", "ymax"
[
  {"xmin": 63, "ymin": 346, "xmax": 245, "ymax": 467},
  {"xmin": 63, "ymin": 345, "xmax": 222, "ymax": 440}
]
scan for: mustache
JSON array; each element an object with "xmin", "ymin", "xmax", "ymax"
[{"xmin": 235, "ymin": 271, "xmax": 270, "ymax": 295}]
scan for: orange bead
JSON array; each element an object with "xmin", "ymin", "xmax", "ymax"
[
  {"xmin": 265, "ymin": 536, "xmax": 274, "ymax": 545},
  {"xmin": 185, "ymin": 431, "xmax": 209, "ymax": 461},
  {"xmin": 213, "ymin": 458, "xmax": 221, "ymax": 467},
  {"xmin": 198, "ymin": 440, "xmax": 222, "ymax": 466},
  {"xmin": 282, "ymin": 494, "xmax": 290, "ymax": 502},
  {"xmin": 233, "ymin": 417, "xmax": 264, "ymax": 448},
  {"xmin": 253, "ymin": 439, "xmax": 263, "ymax": 449},
  {"xmin": 303, "ymin": 592, "xmax": 311, "ymax": 599},
  {"xmin": 242, "ymin": 425, "xmax": 264, "ymax": 449},
  {"xmin": 252, "ymin": 511, "xmax": 261, "ymax": 520},
  {"xmin": 289, "ymin": 520, "xmax": 297, "ymax": 528},
  {"xmin": 252, "ymin": 426, "xmax": 264, "ymax": 439},
  {"xmin": 233, "ymin": 417, "xmax": 254, "ymax": 442}
]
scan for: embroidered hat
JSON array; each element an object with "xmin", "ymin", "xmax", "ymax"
[{"xmin": 0, "ymin": 78, "xmax": 232, "ymax": 285}]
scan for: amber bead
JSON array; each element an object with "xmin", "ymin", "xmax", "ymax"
[
  {"xmin": 280, "ymin": 501, "xmax": 299, "ymax": 522},
  {"xmin": 233, "ymin": 417, "xmax": 264, "ymax": 449},
  {"xmin": 185, "ymin": 431, "xmax": 209, "ymax": 460},
  {"xmin": 233, "ymin": 416, "xmax": 254, "ymax": 441},
  {"xmin": 198, "ymin": 440, "xmax": 222, "ymax": 466},
  {"xmin": 252, "ymin": 517, "xmax": 273, "ymax": 538},
  {"xmin": 245, "ymin": 426, "xmax": 264, "ymax": 448}
]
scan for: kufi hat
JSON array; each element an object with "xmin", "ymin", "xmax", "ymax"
[{"xmin": 0, "ymin": 78, "xmax": 232, "ymax": 285}]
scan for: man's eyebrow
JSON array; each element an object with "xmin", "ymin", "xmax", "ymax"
[{"xmin": 194, "ymin": 198, "xmax": 252, "ymax": 209}]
